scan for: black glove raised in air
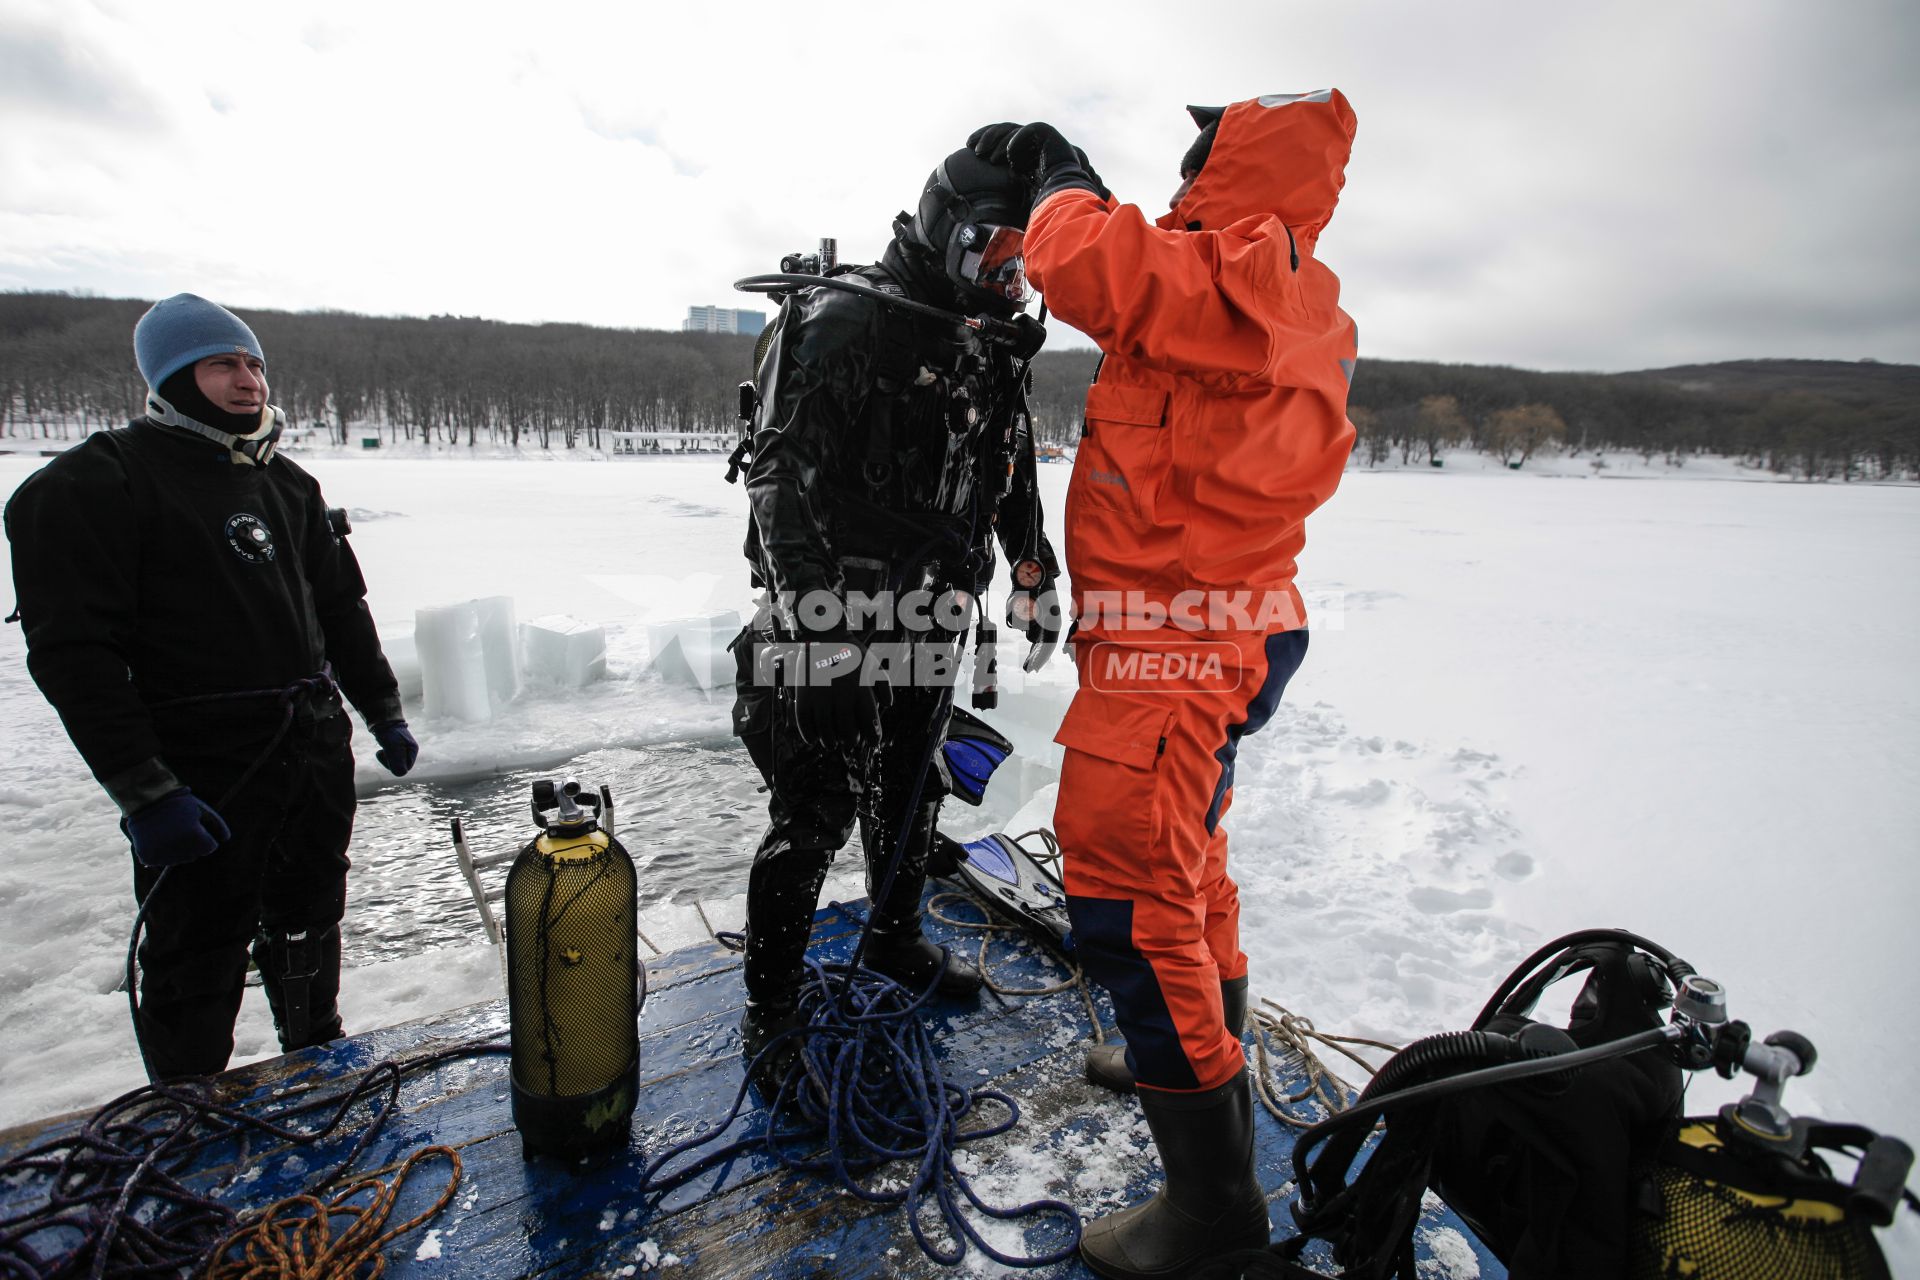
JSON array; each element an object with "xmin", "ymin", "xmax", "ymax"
[
  {"xmin": 967, "ymin": 121, "xmax": 1021, "ymax": 166},
  {"xmin": 791, "ymin": 624, "xmax": 881, "ymax": 748},
  {"xmin": 1006, "ymin": 123, "xmax": 1106, "ymax": 205},
  {"xmin": 972, "ymin": 122, "xmax": 1109, "ymax": 202},
  {"xmin": 1005, "ymin": 558, "xmax": 1064, "ymax": 672}
]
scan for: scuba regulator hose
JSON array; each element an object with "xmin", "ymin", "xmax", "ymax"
[
  {"xmin": 1292, "ymin": 928, "xmax": 1699, "ymax": 1209},
  {"xmin": 734, "ymin": 273, "xmax": 1036, "ymax": 349}
]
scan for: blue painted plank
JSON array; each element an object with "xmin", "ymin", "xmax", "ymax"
[{"xmin": 0, "ymin": 894, "xmax": 1504, "ymax": 1279}]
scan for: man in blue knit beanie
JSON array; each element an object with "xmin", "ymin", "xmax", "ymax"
[{"xmin": 3, "ymin": 292, "xmax": 420, "ymax": 1081}]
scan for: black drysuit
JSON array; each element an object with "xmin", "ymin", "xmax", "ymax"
[
  {"xmin": 732, "ymin": 245, "xmax": 1055, "ymax": 1009},
  {"xmin": 4, "ymin": 420, "xmax": 402, "ymax": 1078}
]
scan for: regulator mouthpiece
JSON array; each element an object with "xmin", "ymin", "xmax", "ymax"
[{"xmin": 1673, "ymin": 974, "xmax": 1728, "ymax": 1026}]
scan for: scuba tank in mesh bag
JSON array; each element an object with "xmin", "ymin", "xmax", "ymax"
[
  {"xmin": 1629, "ymin": 1113, "xmax": 1905, "ymax": 1279},
  {"xmin": 504, "ymin": 779, "xmax": 644, "ymax": 1159}
]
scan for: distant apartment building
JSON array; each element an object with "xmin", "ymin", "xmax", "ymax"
[{"xmin": 682, "ymin": 306, "xmax": 767, "ymax": 335}]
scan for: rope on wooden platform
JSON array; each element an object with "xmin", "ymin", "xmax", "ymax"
[
  {"xmin": 200, "ymin": 1144, "xmax": 462, "ymax": 1279},
  {"xmin": 1247, "ymin": 998, "xmax": 1401, "ymax": 1129},
  {"xmin": 0, "ymin": 1041, "xmax": 506, "ymax": 1280},
  {"xmin": 924, "ymin": 828, "xmax": 1109, "ymax": 1043},
  {"xmin": 647, "ymin": 907, "xmax": 1083, "ymax": 1270}
]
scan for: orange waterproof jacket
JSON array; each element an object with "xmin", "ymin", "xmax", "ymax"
[{"xmin": 1026, "ymin": 90, "xmax": 1359, "ymax": 637}]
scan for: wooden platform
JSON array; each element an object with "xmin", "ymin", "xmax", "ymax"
[{"xmin": 0, "ymin": 895, "xmax": 1505, "ymax": 1278}]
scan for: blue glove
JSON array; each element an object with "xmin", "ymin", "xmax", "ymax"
[
  {"xmin": 371, "ymin": 719, "xmax": 418, "ymax": 776},
  {"xmin": 127, "ymin": 788, "xmax": 230, "ymax": 868}
]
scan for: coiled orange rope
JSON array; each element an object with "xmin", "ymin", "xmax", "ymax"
[{"xmin": 199, "ymin": 1145, "xmax": 462, "ymax": 1279}]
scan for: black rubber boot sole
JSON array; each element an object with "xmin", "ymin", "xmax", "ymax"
[
  {"xmin": 1079, "ymin": 1189, "xmax": 1270, "ymax": 1279},
  {"xmin": 1079, "ymin": 1074, "xmax": 1270, "ymax": 1278}
]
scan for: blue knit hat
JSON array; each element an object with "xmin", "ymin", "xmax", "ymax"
[{"xmin": 132, "ymin": 294, "xmax": 264, "ymax": 391}]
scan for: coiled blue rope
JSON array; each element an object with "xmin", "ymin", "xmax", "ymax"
[
  {"xmin": 653, "ymin": 621, "xmax": 1080, "ymax": 1267},
  {"xmin": 645, "ymin": 927, "xmax": 1081, "ymax": 1268}
]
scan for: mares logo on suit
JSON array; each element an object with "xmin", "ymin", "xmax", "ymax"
[{"xmin": 224, "ymin": 513, "xmax": 276, "ymax": 564}]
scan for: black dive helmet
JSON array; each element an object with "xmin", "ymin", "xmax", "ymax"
[{"xmin": 908, "ymin": 146, "xmax": 1032, "ymax": 315}]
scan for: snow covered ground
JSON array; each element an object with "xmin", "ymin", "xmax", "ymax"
[{"xmin": 2, "ymin": 446, "xmax": 1915, "ymax": 1263}]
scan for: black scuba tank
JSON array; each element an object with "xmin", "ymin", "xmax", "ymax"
[{"xmin": 503, "ymin": 779, "xmax": 644, "ymax": 1158}]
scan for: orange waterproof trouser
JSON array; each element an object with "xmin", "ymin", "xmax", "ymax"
[{"xmin": 1055, "ymin": 628, "xmax": 1308, "ymax": 1092}]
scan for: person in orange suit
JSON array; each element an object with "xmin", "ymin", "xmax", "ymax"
[{"xmin": 971, "ymin": 92, "xmax": 1359, "ymax": 1279}]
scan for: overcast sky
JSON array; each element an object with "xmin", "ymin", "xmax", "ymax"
[{"xmin": 2, "ymin": 0, "xmax": 1915, "ymax": 372}]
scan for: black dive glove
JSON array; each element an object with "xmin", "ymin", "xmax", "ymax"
[
  {"xmin": 791, "ymin": 625, "xmax": 881, "ymax": 748},
  {"xmin": 1006, "ymin": 123, "xmax": 1107, "ymax": 204},
  {"xmin": 1005, "ymin": 558, "xmax": 1064, "ymax": 672},
  {"xmin": 972, "ymin": 122, "xmax": 1109, "ymax": 202},
  {"xmin": 968, "ymin": 121, "xmax": 1021, "ymax": 165}
]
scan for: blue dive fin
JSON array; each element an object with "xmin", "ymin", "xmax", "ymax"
[
  {"xmin": 940, "ymin": 706, "xmax": 1015, "ymax": 807},
  {"xmin": 937, "ymin": 830, "xmax": 1073, "ymax": 955}
]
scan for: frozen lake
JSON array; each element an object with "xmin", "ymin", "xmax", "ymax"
[
  {"xmin": 347, "ymin": 737, "xmax": 765, "ymax": 965},
  {"xmin": 2, "ymin": 445, "xmax": 1916, "ymax": 1265}
]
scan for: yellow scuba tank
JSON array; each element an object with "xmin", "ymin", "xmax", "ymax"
[
  {"xmin": 1630, "ymin": 1116, "xmax": 1902, "ymax": 1279},
  {"xmin": 504, "ymin": 779, "xmax": 643, "ymax": 1158}
]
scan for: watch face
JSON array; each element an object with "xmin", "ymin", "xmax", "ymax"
[{"xmin": 225, "ymin": 512, "xmax": 276, "ymax": 564}]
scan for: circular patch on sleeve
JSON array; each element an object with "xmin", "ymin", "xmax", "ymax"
[{"xmin": 224, "ymin": 513, "xmax": 276, "ymax": 564}]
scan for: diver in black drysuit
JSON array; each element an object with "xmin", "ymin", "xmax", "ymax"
[
  {"xmin": 3, "ymin": 294, "xmax": 414, "ymax": 1081},
  {"xmin": 732, "ymin": 146, "xmax": 1059, "ymax": 1060}
]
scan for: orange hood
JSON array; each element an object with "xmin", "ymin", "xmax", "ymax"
[{"xmin": 1155, "ymin": 89, "xmax": 1357, "ymax": 253}]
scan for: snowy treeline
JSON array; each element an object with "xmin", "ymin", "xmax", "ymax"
[
  {"xmin": 1348, "ymin": 358, "xmax": 1920, "ymax": 480},
  {"xmin": 3, "ymin": 292, "xmax": 1915, "ymax": 478},
  {"xmin": 0, "ymin": 292, "xmax": 1103, "ymax": 449},
  {"xmin": 0, "ymin": 292, "xmax": 759, "ymax": 450}
]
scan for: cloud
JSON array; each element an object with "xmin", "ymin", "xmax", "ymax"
[
  {"xmin": 0, "ymin": 15, "xmax": 161, "ymax": 126},
  {"xmin": 0, "ymin": 0, "xmax": 1914, "ymax": 370}
]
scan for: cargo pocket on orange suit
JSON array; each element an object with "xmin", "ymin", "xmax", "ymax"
[
  {"xmin": 1068, "ymin": 383, "xmax": 1171, "ymax": 524},
  {"xmin": 1052, "ymin": 689, "xmax": 1180, "ymax": 897}
]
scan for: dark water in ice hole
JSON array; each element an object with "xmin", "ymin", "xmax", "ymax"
[{"xmin": 341, "ymin": 737, "xmax": 768, "ymax": 967}]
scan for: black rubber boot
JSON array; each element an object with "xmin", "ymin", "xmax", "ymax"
[
  {"xmin": 861, "ymin": 798, "xmax": 982, "ymax": 998},
  {"xmin": 253, "ymin": 924, "xmax": 344, "ymax": 1052},
  {"xmin": 1079, "ymin": 1073, "xmax": 1271, "ymax": 1279},
  {"xmin": 865, "ymin": 927, "xmax": 984, "ymax": 997},
  {"xmin": 739, "ymin": 1000, "xmax": 806, "ymax": 1099},
  {"xmin": 1087, "ymin": 974, "xmax": 1250, "ymax": 1094},
  {"xmin": 742, "ymin": 843, "xmax": 832, "ymax": 1007}
]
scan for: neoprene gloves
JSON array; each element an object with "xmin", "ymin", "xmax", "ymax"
[
  {"xmin": 371, "ymin": 720, "xmax": 418, "ymax": 777},
  {"xmin": 126, "ymin": 788, "xmax": 230, "ymax": 867},
  {"xmin": 792, "ymin": 626, "xmax": 882, "ymax": 748},
  {"xmin": 968, "ymin": 122, "xmax": 1108, "ymax": 205}
]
